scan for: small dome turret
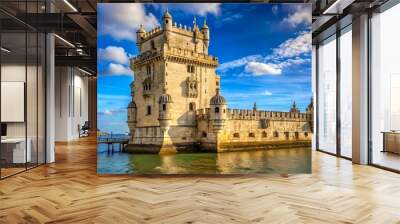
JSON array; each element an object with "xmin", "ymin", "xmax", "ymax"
[
  {"xmin": 159, "ymin": 93, "xmax": 173, "ymax": 104},
  {"xmin": 163, "ymin": 10, "xmax": 172, "ymax": 20},
  {"xmin": 202, "ymin": 19, "xmax": 209, "ymax": 30},
  {"xmin": 163, "ymin": 10, "xmax": 173, "ymax": 31},
  {"xmin": 210, "ymin": 88, "xmax": 226, "ymax": 105},
  {"xmin": 137, "ymin": 24, "xmax": 145, "ymax": 34},
  {"xmin": 128, "ymin": 101, "xmax": 136, "ymax": 108}
]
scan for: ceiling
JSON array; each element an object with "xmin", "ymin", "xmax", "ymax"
[{"xmin": 0, "ymin": 0, "xmax": 395, "ymax": 74}]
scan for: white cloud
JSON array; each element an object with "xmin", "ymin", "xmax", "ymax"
[
  {"xmin": 101, "ymin": 63, "xmax": 134, "ymax": 77},
  {"xmin": 278, "ymin": 57, "xmax": 311, "ymax": 68},
  {"xmin": 98, "ymin": 46, "xmax": 130, "ymax": 65},
  {"xmin": 245, "ymin": 62, "xmax": 282, "ymax": 76},
  {"xmin": 282, "ymin": 6, "xmax": 311, "ymax": 27},
  {"xmin": 218, "ymin": 31, "xmax": 311, "ymax": 76},
  {"xmin": 272, "ymin": 31, "xmax": 311, "ymax": 59},
  {"xmin": 151, "ymin": 3, "xmax": 221, "ymax": 16},
  {"xmin": 98, "ymin": 3, "xmax": 159, "ymax": 41},
  {"xmin": 261, "ymin": 91, "xmax": 273, "ymax": 96},
  {"xmin": 221, "ymin": 13, "xmax": 242, "ymax": 23},
  {"xmin": 218, "ymin": 55, "xmax": 262, "ymax": 72},
  {"xmin": 99, "ymin": 108, "xmax": 127, "ymax": 116},
  {"xmin": 104, "ymin": 109, "xmax": 113, "ymax": 115}
]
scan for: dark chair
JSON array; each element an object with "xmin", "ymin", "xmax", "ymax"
[{"xmin": 79, "ymin": 121, "xmax": 90, "ymax": 138}]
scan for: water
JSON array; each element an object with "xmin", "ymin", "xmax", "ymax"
[{"xmin": 97, "ymin": 142, "xmax": 311, "ymax": 174}]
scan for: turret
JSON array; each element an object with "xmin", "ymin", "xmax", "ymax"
[
  {"xmin": 306, "ymin": 97, "xmax": 314, "ymax": 132},
  {"xmin": 163, "ymin": 10, "xmax": 172, "ymax": 31},
  {"xmin": 136, "ymin": 24, "xmax": 146, "ymax": 50},
  {"xmin": 209, "ymin": 88, "xmax": 227, "ymax": 132},
  {"xmin": 290, "ymin": 101, "xmax": 300, "ymax": 113},
  {"xmin": 201, "ymin": 19, "xmax": 210, "ymax": 53},
  {"xmin": 128, "ymin": 81, "xmax": 137, "ymax": 131},
  {"xmin": 127, "ymin": 101, "xmax": 137, "ymax": 130},
  {"xmin": 158, "ymin": 88, "xmax": 173, "ymax": 131}
]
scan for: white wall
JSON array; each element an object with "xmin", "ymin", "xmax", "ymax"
[{"xmin": 54, "ymin": 67, "xmax": 89, "ymax": 141}]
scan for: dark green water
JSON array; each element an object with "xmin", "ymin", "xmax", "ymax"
[{"xmin": 97, "ymin": 145, "xmax": 311, "ymax": 174}]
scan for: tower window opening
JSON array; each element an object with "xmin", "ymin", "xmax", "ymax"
[
  {"xmin": 233, "ymin": 133, "xmax": 240, "ymax": 138},
  {"xmin": 147, "ymin": 106, "xmax": 152, "ymax": 115},
  {"xmin": 274, "ymin": 131, "xmax": 279, "ymax": 138},
  {"xmin": 189, "ymin": 102, "xmax": 195, "ymax": 111},
  {"xmin": 304, "ymin": 132, "xmax": 309, "ymax": 137},
  {"xmin": 146, "ymin": 65, "xmax": 151, "ymax": 75},
  {"xmin": 284, "ymin": 132, "xmax": 289, "ymax": 139},
  {"xmin": 151, "ymin": 40, "xmax": 155, "ymax": 50},
  {"xmin": 187, "ymin": 65, "xmax": 195, "ymax": 73},
  {"xmin": 295, "ymin": 132, "xmax": 299, "ymax": 140},
  {"xmin": 215, "ymin": 107, "xmax": 220, "ymax": 113},
  {"xmin": 202, "ymin": 132, "xmax": 207, "ymax": 138},
  {"xmin": 162, "ymin": 104, "xmax": 166, "ymax": 111},
  {"xmin": 249, "ymin": 133, "xmax": 255, "ymax": 138},
  {"xmin": 262, "ymin": 131, "xmax": 267, "ymax": 138}
]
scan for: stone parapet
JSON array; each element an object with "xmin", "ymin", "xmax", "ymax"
[
  {"xmin": 131, "ymin": 47, "xmax": 218, "ymax": 68},
  {"xmin": 196, "ymin": 108, "xmax": 311, "ymax": 121}
]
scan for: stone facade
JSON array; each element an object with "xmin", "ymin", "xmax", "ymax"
[{"xmin": 127, "ymin": 12, "xmax": 313, "ymax": 154}]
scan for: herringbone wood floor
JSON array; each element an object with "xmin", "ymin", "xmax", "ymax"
[{"xmin": 1, "ymin": 137, "xmax": 400, "ymax": 224}]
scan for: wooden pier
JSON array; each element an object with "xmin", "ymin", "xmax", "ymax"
[{"xmin": 97, "ymin": 138, "xmax": 129, "ymax": 153}]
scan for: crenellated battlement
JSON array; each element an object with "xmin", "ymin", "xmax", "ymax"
[
  {"xmin": 138, "ymin": 20, "xmax": 207, "ymax": 43},
  {"xmin": 140, "ymin": 26, "xmax": 163, "ymax": 41},
  {"xmin": 164, "ymin": 46, "xmax": 218, "ymax": 65},
  {"xmin": 131, "ymin": 46, "xmax": 218, "ymax": 68},
  {"xmin": 196, "ymin": 108, "xmax": 311, "ymax": 121}
]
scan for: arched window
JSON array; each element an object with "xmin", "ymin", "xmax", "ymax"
[
  {"xmin": 249, "ymin": 133, "xmax": 255, "ymax": 138},
  {"xmin": 151, "ymin": 40, "xmax": 155, "ymax": 50},
  {"xmin": 162, "ymin": 104, "xmax": 166, "ymax": 111},
  {"xmin": 273, "ymin": 131, "xmax": 279, "ymax": 138},
  {"xmin": 189, "ymin": 102, "xmax": 195, "ymax": 111},
  {"xmin": 147, "ymin": 106, "xmax": 151, "ymax": 115},
  {"xmin": 202, "ymin": 132, "xmax": 207, "ymax": 138},
  {"xmin": 262, "ymin": 131, "xmax": 267, "ymax": 138},
  {"xmin": 146, "ymin": 65, "xmax": 151, "ymax": 75},
  {"xmin": 187, "ymin": 65, "xmax": 195, "ymax": 73},
  {"xmin": 233, "ymin": 133, "xmax": 240, "ymax": 138},
  {"xmin": 215, "ymin": 107, "xmax": 219, "ymax": 113},
  {"xmin": 284, "ymin": 132, "xmax": 289, "ymax": 140},
  {"xmin": 304, "ymin": 132, "xmax": 309, "ymax": 137},
  {"xmin": 295, "ymin": 132, "xmax": 299, "ymax": 139}
]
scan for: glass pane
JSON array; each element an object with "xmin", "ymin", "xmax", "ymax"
[
  {"xmin": 317, "ymin": 36, "xmax": 337, "ymax": 154},
  {"xmin": 38, "ymin": 32, "xmax": 45, "ymax": 165},
  {"xmin": 1, "ymin": 30, "xmax": 27, "ymax": 177},
  {"xmin": 27, "ymin": 31, "xmax": 38, "ymax": 168},
  {"xmin": 340, "ymin": 28, "xmax": 352, "ymax": 158},
  {"xmin": 371, "ymin": 4, "xmax": 400, "ymax": 171}
]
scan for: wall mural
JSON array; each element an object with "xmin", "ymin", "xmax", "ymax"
[{"xmin": 97, "ymin": 3, "xmax": 313, "ymax": 174}]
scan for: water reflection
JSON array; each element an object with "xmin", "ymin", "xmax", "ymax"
[{"xmin": 97, "ymin": 145, "xmax": 311, "ymax": 174}]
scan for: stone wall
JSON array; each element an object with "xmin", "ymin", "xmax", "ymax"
[{"xmin": 197, "ymin": 108, "xmax": 313, "ymax": 152}]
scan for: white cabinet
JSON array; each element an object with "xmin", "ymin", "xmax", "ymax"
[{"xmin": 1, "ymin": 138, "xmax": 31, "ymax": 163}]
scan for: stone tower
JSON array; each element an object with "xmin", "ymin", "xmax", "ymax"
[{"xmin": 127, "ymin": 11, "xmax": 220, "ymax": 152}]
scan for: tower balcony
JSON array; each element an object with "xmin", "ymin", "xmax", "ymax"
[{"xmin": 143, "ymin": 89, "xmax": 152, "ymax": 97}]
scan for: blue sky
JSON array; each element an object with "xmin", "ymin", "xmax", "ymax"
[{"xmin": 97, "ymin": 3, "xmax": 312, "ymax": 134}]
